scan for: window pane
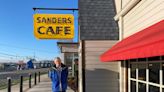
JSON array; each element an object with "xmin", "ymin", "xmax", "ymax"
[
  {"xmin": 149, "ymin": 63, "xmax": 160, "ymax": 84},
  {"xmin": 131, "ymin": 81, "xmax": 136, "ymax": 92},
  {"xmin": 138, "ymin": 82, "xmax": 146, "ymax": 92},
  {"xmin": 149, "ymin": 85, "xmax": 159, "ymax": 92},
  {"xmin": 162, "ymin": 88, "xmax": 164, "ymax": 92},
  {"xmin": 130, "ymin": 64, "xmax": 137, "ymax": 78},
  {"xmin": 162, "ymin": 63, "xmax": 164, "ymax": 85},
  {"xmin": 138, "ymin": 63, "xmax": 146, "ymax": 81}
]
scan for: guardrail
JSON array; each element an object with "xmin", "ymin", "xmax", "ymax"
[{"xmin": 0, "ymin": 68, "xmax": 49, "ymax": 92}]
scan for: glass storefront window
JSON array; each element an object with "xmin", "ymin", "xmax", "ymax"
[
  {"xmin": 138, "ymin": 63, "xmax": 146, "ymax": 81},
  {"xmin": 138, "ymin": 82, "xmax": 146, "ymax": 92},
  {"xmin": 149, "ymin": 63, "xmax": 160, "ymax": 84},
  {"xmin": 149, "ymin": 85, "xmax": 159, "ymax": 92},
  {"xmin": 131, "ymin": 81, "xmax": 136, "ymax": 92},
  {"xmin": 130, "ymin": 64, "xmax": 137, "ymax": 79},
  {"xmin": 129, "ymin": 57, "xmax": 164, "ymax": 92},
  {"xmin": 162, "ymin": 63, "xmax": 164, "ymax": 85}
]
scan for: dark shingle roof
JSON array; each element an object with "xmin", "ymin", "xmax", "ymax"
[{"xmin": 79, "ymin": 0, "xmax": 119, "ymax": 40}]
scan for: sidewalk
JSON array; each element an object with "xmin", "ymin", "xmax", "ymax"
[{"xmin": 26, "ymin": 74, "xmax": 74, "ymax": 92}]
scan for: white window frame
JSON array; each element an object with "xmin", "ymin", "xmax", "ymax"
[{"xmin": 128, "ymin": 57, "xmax": 164, "ymax": 92}]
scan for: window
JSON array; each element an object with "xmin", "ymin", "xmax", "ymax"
[
  {"xmin": 162, "ymin": 63, "xmax": 164, "ymax": 85},
  {"xmin": 138, "ymin": 82, "xmax": 146, "ymax": 92},
  {"xmin": 129, "ymin": 57, "xmax": 164, "ymax": 92},
  {"xmin": 130, "ymin": 63, "xmax": 137, "ymax": 79},
  {"xmin": 131, "ymin": 81, "xmax": 136, "ymax": 92},
  {"xmin": 149, "ymin": 63, "xmax": 160, "ymax": 84},
  {"xmin": 138, "ymin": 63, "xmax": 146, "ymax": 81},
  {"xmin": 149, "ymin": 85, "xmax": 159, "ymax": 92}
]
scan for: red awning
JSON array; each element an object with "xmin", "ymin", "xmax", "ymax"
[{"xmin": 100, "ymin": 20, "xmax": 164, "ymax": 62}]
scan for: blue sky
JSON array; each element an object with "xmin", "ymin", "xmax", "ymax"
[{"xmin": 0, "ymin": 0, "xmax": 78, "ymax": 62}]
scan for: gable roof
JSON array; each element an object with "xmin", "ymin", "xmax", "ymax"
[{"xmin": 79, "ymin": 0, "xmax": 119, "ymax": 40}]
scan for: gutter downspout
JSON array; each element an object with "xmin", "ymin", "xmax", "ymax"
[
  {"xmin": 114, "ymin": 1, "xmax": 141, "ymax": 92},
  {"xmin": 117, "ymin": 1, "xmax": 124, "ymax": 92},
  {"xmin": 116, "ymin": 1, "xmax": 141, "ymax": 92},
  {"xmin": 114, "ymin": 0, "xmax": 141, "ymax": 21},
  {"xmin": 119, "ymin": 16, "xmax": 124, "ymax": 92}
]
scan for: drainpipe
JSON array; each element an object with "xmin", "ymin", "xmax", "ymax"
[
  {"xmin": 119, "ymin": 15, "xmax": 123, "ymax": 92},
  {"xmin": 114, "ymin": 0, "xmax": 141, "ymax": 21},
  {"xmin": 119, "ymin": 16, "xmax": 124, "ymax": 41},
  {"xmin": 116, "ymin": 1, "xmax": 141, "ymax": 92},
  {"xmin": 118, "ymin": 1, "xmax": 124, "ymax": 92},
  {"xmin": 79, "ymin": 40, "xmax": 84, "ymax": 92}
]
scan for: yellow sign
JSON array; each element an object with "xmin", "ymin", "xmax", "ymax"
[{"xmin": 34, "ymin": 14, "xmax": 74, "ymax": 39}]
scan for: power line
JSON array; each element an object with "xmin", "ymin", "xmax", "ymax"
[
  {"xmin": 33, "ymin": 7, "xmax": 79, "ymax": 11},
  {"xmin": 0, "ymin": 51, "xmax": 52, "ymax": 61},
  {"xmin": 0, "ymin": 43, "xmax": 56, "ymax": 54},
  {"xmin": 0, "ymin": 52, "xmax": 25, "ymax": 58},
  {"xmin": 0, "ymin": 55, "xmax": 13, "ymax": 59}
]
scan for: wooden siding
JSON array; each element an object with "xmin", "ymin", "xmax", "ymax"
[
  {"xmin": 123, "ymin": 0, "xmax": 164, "ymax": 38},
  {"xmin": 122, "ymin": 0, "xmax": 132, "ymax": 9},
  {"xmin": 84, "ymin": 41, "xmax": 120, "ymax": 92},
  {"xmin": 114, "ymin": 0, "xmax": 122, "ymax": 13}
]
